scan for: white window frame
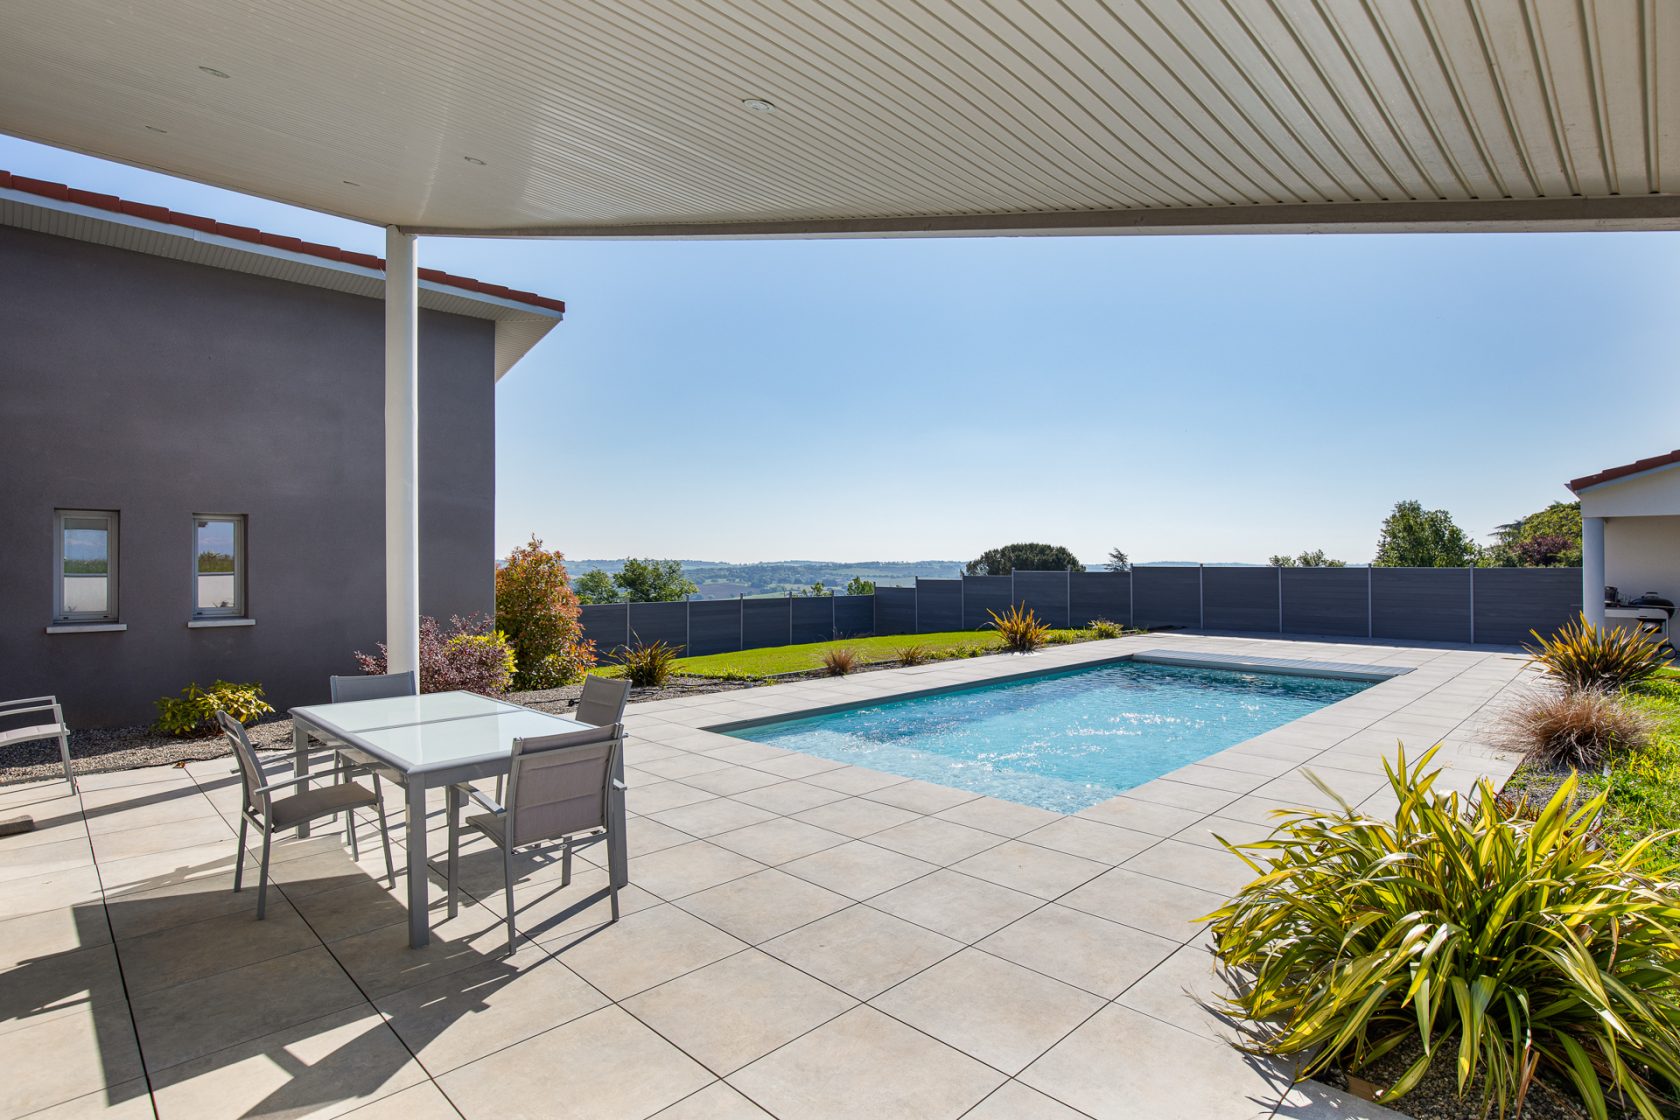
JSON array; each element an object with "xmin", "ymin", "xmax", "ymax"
[
  {"xmin": 53, "ymin": 509, "xmax": 120, "ymax": 623},
  {"xmin": 192, "ymin": 514, "xmax": 246, "ymax": 619}
]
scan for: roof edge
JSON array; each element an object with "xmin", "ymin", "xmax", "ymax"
[{"xmin": 1568, "ymin": 450, "xmax": 1680, "ymax": 493}]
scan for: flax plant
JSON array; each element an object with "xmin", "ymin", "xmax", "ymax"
[
  {"xmin": 1206, "ymin": 745, "xmax": 1680, "ymax": 1118},
  {"xmin": 1526, "ymin": 615, "xmax": 1669, "ymax": 694},
  {"xmin": 987, "ymin": 604, "xmax": 1050, "ymax": 653}
]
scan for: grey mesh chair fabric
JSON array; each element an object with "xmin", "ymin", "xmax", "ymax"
[
  {"xmin": 326, "ymin": 671, "xmax": 414, "ymax": 826},
  {"xmin": 0, "ymin": 696, "xmax": 75, "ymax": 790},
  {"xmin": 218, "ymin": 710, "xmax": 394, "ymax": 919},
  {"xmin": 447, "ymin": 722, "xmax": 625, "ymax": 954},
  {"xmin": 574, "ymin": 676, "xmax": 631, "ymax": 728}
]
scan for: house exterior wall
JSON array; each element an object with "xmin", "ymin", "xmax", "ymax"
[
  {"xmin": 0, "ymin": 224, "xmax": 497, "ymax": 727},
  {"xmin": 1604, "ymin": 517, "xmax": 1680, "ymax": 607}
]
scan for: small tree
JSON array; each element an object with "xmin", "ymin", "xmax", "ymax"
[
  {"xmin": 844, "ymin": 576, "xmax": 876, "ymax": 596},
  {"xmin": 1269, "ymin": 549, "xmax": 1346, "ymax": 568},
  {"xmin": 614, "ymin": 557, "xmax": 698, "ymax": 602},
  {"xmin": 494, "ymin": 536, "xmax": 596, "ymax": 690},
  {"xmin": 1374, "ymin": 501, "xmax": 1477, "ymax": 567},
  {"xmin": 794, "ymin": 581, "xmax": 829, "ymax": 597},
  {"xmin": 1106, "ymin": 547, "xmax": 1130, "ymax": 573},
  {"xmin": 574, "ymin": 569, "xmax": 619, "ymax": 604},
  {"xmin": 966, "ymin": 543, "xmax": 1085, "ymax": 576},
  {"xmin": 356, "ymin": 614, "xmax": 516, "ymax": 695}
]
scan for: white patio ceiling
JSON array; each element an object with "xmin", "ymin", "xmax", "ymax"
[{"xmin": 5, "ymin": 1, "xmax": 1678, "ymax": 239}]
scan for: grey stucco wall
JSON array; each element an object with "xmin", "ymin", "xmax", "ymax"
[{"xmin": 0, "ymin": 225, "xmax": 498, "ymax": 727}]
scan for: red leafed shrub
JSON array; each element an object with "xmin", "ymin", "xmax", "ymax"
[
  {"xmin": 495, "ymin": 536, "xmax": 596, "ymax": 690},
  {"xmin": 355, "ymin": 614, "xmax": 515, "ymax": 696}
]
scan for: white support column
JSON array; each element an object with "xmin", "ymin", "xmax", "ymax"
[
  {"xmin": 385, "ymin": 227, "xmax": 421, "ymax": 674},
  {"xmin": 1582, "ymin": 516, "xmax": 1606, "ymax": 628}
]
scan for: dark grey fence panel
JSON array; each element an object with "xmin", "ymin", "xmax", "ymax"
[
  {"xmin": 834, "ymin": 595, "xmax": 874, "ymax": 638},
  {"xmin": 1013, "ymin": 570, "xmax": 1071, "ymax": 628},
  {"xmin": 1373, "ymin": 568, "xmax": 1472, "ymax": 643},
  {"xmin": 962, "ymin": 575, "xmax": 1012, "ymax": 629},
  {"xmin": 916, "ymin": 579, "xmax": 962, "ymax": 632},
  {"xmin": 1133, "ymin": 566, "xmax": 1201, "ymax": 629},
  {"xmin": 625, "ymin": 600, "xmax": 688, "ymax": 651},
  {"xmin": 791, "ymin": 597, "xmax": 835, "ymax": 644},
  {"xmin": 1474, "ymin": 567, "xmax": 1582, "ymax": 645},
  {"xmin": 876, "ymin": 587, "xmax": 917, "ymax": 636},
  {"xmin": 742, "ymin": 598, "xmax": 792, "ymax": 649},
  {"xmin": 1070, "ymin": 572, "xmax": 1129, "ymax": 628},
  {"xmin": 578, "ymin": 604, "xmax": 629, "ymax": 654},
  {"xmin": 687, "ymin": 600, "xmax": 741, "ymax": 657},
  {"xmin": 1281, "ymin": 567, "xmax": 1370, "ymax": 636},
  {"xmin": 1203, "ymin": 567, "xmax": 1280, "ymax": 633}
]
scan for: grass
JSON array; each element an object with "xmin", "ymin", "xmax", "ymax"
[
  {"xmin": 1584, "ymin": 676, "xmax": 1680, "ymax": 866},
  {"xmin": 652, "ymin": 629, "xmax": 1097, "ymax": 679}
]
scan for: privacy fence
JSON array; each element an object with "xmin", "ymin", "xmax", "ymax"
[{"xmin": 578, "ymin": 566, "xmax": 1582, "ymax": 657}]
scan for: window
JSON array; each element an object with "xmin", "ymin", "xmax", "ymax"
[
  {"xmin": 193, "ymin": 515, "xmax": 245, "ymax": 617},
  {"xmin": 54, "ymin": 510, "xmax": 119, "ymax": 622}
]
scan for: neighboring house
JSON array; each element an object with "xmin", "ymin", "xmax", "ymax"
[
  {"xmin": 1569, "ymin": 450, "xmax": 1680, "ymax": 639},
  {"xmin": 0, "ymin": 172, "xmax": 564, "ymax": 726}
]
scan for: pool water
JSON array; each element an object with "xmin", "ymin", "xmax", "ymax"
[{"xmin": 727, "ymin": 661, "xmax": 1368, "ymax": 813}]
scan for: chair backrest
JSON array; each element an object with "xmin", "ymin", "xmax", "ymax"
[
  {"xmin": 217, "ymin": 710, "xmax": 266, "ymax": 819},
  {"xmin": 504, "ymin": 723, "xmax": 622, "ymax": 850},
  {"xmin": 573, "ymin": 675, "xmax": 631, "ymax": 728},
  {"xmin": 330, "ymin": 671, "xmax": 418, "ymax": 704}
]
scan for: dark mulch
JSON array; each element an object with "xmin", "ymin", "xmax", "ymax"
[{"xmin": 0, "ymin": 675, "xmax": 760, "ymax": 786}]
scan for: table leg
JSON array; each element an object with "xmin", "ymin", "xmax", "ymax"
[
  {"xmin": 292, "ymin": 722, "xmax": 312, "ymax": 839},
  {"xmin": 406, "ymin": 779, "xmax": 430, "ymax": 949},
  {"xmin": 446, "ymin": 785, "xmax": 460, "ymax": 920},
  {"xmin": 609, "ymin": 743, "xmax": 629, "ymax": 890}
]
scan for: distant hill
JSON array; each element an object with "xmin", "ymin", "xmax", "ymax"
[{"xmin": 567, "ymin": 559, "xmax": 967, "ymax": 599}]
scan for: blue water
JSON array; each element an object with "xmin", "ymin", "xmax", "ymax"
[{"xmin": 730, "ymin": 661, "xmax": 1369, "ymax": 812}]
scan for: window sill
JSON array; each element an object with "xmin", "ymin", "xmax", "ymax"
[
  {"xmin": 45, "ymin": 623, "xmax": 127, "ymax": 634},
  {"xmin": 187, "ymin": 618, "xmax": 255, "ymax": 629}
]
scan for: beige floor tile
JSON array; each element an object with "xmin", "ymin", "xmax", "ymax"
[
  {"xmin": 650, "ymin": 1081, "xmax": 772, "ymax": 1119},
  {"xmin": 88, "ymin": 815, "xmax": 233, "ymax": 865},
  {"xmin": 729, "ymin": 1005, "xmax": 1002, "ymax": 1120},
  {"xmin": 0, "ymin": 1010, "xmax": 144, "ymax": 1117},
  {"xmin": 639, "ymin": 754, "xmax": 734, "ymax": 781},
  {"xmin": 439, "ymin": 1005, "xmax": 713, "ymax": 1120},
  {"xmin": 727, "ymin": 780, "xmax": 847, "ymax": 816},
  {"xmin": 15, "ymin": 1080, "xmax": 155, "ymax": 1119},
  {"xmin": 0, "ymin": 864, "xmax": 104, "ymax": 922},
  {"xmin": 1269, "ymin": 1079, "xmax": 1411, "ymax": 1119},
  {"xmin": 869, "ymin": 868, "xmax": 1042, "ymax": 942},
  {"xmin": 977, "ymin": 903, "xmax": 1176, "ymax": 998},
  {"xmin": 377, "ymin": 947, "xmax": 608, "ymax": 1073},
  {"xmin": 0, "ymin": 834, "xmax": 94, "ymax": 885},
  {"xmin": 962, "ymin": 1080, "xmax": 1088, "ymax": 1119},
  {"xmin": 0, "ymin": 903, "xmax": 111, "ymax": 971},
  {"xmin": 679, "ymin": 766, "xmax": 785, "ymax": 797},
  {"xmin": 747, "ymin": 753, "xmax": 848, "ymax": 780},
  {"xmin": 494, "ymin": 866, "xmax": 661, "ymax": 943},
  {"xmin": 1121, "ymin": 838, "xmax": 1255, "ymax": 895},
  {"xmin": 100, "ymin": 866, "xmax": 261, "ymax": 941},
  {"xmin": 339, "ymin": 1080, "xmax": 467, "ymax": 1119},
  {"xmin": 326, "ymin": 903, "xmax": 517, "ymax": 1000},
  {"xmin": 872, "ymin": 948, "xmax": 1102, "ymax": 1075},
  {"xmin": 624, "ymin": 949, "xmax": 856, "ymax": 1074},
  {"xmin": 865, "ymin": 816, "xmax": 1003, "ymax": 866},
  {"xmin": 861, "ymin": 779, "xmax": 979, "ymax": 815},
  {"xmin": 1020, "ymin": 1004, "xmax": 1288, "ymax": 1120},
  {"xmin": 628, "ymin": 840, "xmax": 767, "ymax": 901},
  {"xmin": 148, "ymin": 1005, "xmax": 426, "ymax": 1120},
  {"xmin": 621, "ymin": 818, "xmax": 700, "ymax": 858},
  {"xmin": 287, "ymin": 876, "xmax": 412, "ymax": 943},
  {"xmin": 1057, "ymin": 867, "xmax": 1226, "ymax": 942},
  {"xmin": 116, "ymin": 895, "xmax": 322, "ymax": 996},
  {"xmin": 791, "ymin": 797, "xmax": 920, "ymax": 838},
  {"xmin": 781, "ymin": 841, "xmax": 936, "ymax": 901},
  {"xmin": 131, "ymin": 945, "xmax": 368, "ymax": 1071},
  {"xmin": 83, "ymin": 787, "xmax": 220, "ymax": 835},
  {"xmin": 676, "ymin": 868, "xmax": 851, "ymax": 944},
  {"xmin": 1114, "ymin": 938, "xmax": 1250, "ymax": 1044},
  {"xmin": 629, "ymin": 781, "xmax": 718, "ymax": 816},
  {"xmin": 949, "ymin": 840, "xmax": 1107, "ymax": 901},
  {"xmin": 1017, "ymin": 816, "xmax": 1155, "ymax": 865},
  {"xmin": 549, "ymin": 903, "xmax": 747, "ymax": 1000},
  {"xmin": 1074, "ymin": 796, "xmax": 1203, "ymax": 837},
  {"xmin": 0, "ymin": 811, "xmax": 92, "ymax": 851},
  {"xmin": 707, "ymin": 817, "xmax": 849, "ymax": 865},
  {"xmin": 802, "ymin": 766, "xmax": 910, "ymax": 796},
  {"xmin": 934, "ymin": 798, "xmax": 1062, "ymax": 838},
  {"xmin": 650, "ymin": 798, "xmax": 779, "ymax": 839},
  {"xmin": 1123, "ymin": 778, "xmax": 1238, "ymax": 814},
  {"xmin": 761, "ymin": 904, "xmax": 961, "ymax": 999},
  {"xmin": 0, "ymin": 941, "xmax": 127, "ymax": 1039}
]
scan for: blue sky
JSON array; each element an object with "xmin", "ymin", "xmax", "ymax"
[{"xmin": 6, "ymin": 134, "xmax": 1677, "ymax": 566}]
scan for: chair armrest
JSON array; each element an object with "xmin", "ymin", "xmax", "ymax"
[
  {"xmin": 0, "ymin": 704, "xmax": 62, "ymax": 720},
  {"xmin": 252, "ymin": 773, "xmax": 315, "ymax": 796},
  {"xmin": 611, "ymin": 779, "xmax": 626, "ymax": 791},
  {"xmin": 457, "ymin": 784, "xmax": 504, "ymax": 815},
  {"xmin": 0, "ymin": 696, "xmax": 57, "ymax": 710}
]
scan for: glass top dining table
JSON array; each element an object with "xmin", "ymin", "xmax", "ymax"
[{"xmin": 289, "ymin": 691, "xmax": 624, "ymax": 948}]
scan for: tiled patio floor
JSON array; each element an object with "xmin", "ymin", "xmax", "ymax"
[{"xmin": 0, "ymin": 633, "xmax": 1538, "ymax": 1119}]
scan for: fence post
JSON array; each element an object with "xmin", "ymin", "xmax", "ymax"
[
  {"xmin": 831, "ymin": 590, "xmax": 837, "ymax": 640},
  {"xmin": 960, "ymin": 576, "xmax": 966, "ymax": 631},
  {"xmin": 914, "ymin": 580, "xmax": 920, "ymax": 635},
  {"xmin": 1468, "ymin": 566, "xmax": 1476, "ymax": 645},
  {"xmin": 1011, "ymin": 569, "xmax": 1017, "ymax": 610},
  {"xmin": 788, "ymin": 591, "xmax": 793, "ymax": 645},
  {"xmin": 1198, "ymin": 564, "xmax": 1205, "ymax": 629},
  {"xmin": 1277, "ymin": 565, "xmax": 1283, "ymax": 633},
  {"xmin": 1128, "ymin": 569, "xmax": 1135, "ymax": 629},
  {"xmin": 1367, "ymin": 565, "xmax": 1374, "ymax": 638},
  {"xmin": 738, "ymin": 594, "xmax": 744, "ymax": 652},
  {"xmin": 1066, "ymin": 566, "xmax": 1072, "ymax": 629},
  {"xmin": 686, "ymin": 595, "xmax": 692, "ymax": 653}
]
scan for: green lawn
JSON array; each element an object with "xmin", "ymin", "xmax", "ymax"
[
  {"xmin": 1587, "ymin": 676, "xmax": 1680, "ymax": 865},
  {"xmin": 653, "ymin": 629, "xmax": 1097, "ymax": 678}
]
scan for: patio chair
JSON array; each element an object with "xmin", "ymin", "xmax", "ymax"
[
  {"xmin": 493, "ymin": 675, "xmax": 629, "ymax": 801},
  {"xmin": 219, "ymin": 710, "xmax": 394, "ymax": 919},
  {"xmin": 448, "ymin": 722, "xmax": 625, "ymax": 955},
  {"xmin": 326, "ymin": 671, "xmax": 415, "ymax": 826},
  {"xmin": 0, "ymin": 696, "xmax": 76, "ymax": 791}
]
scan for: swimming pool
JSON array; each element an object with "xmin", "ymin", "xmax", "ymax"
[{"xmin": 725, "ymin": 660, "xmax": 1370, "ymax": 812}]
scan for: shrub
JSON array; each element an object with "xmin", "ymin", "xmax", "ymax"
[
  {"xmin": 987, "ymin": 604, "xmax": 1050, "ymax": 653},
  {"xmin": 1206, "ymin": 745, "xmax": 1680, "ymax": 1119},
  {"xmin": 495, "ymin": 536, "xmax": 596, "ymax": 689},
  {"xmin": 1503, "ymin": 688, "xmax": 1652, "ymax": 769},
  {"xmin": 896, "ymin": 644, "xmax": 933, "ymax": 666},
  {"xmin": 355, "ymin": 614, "xmax": 516, "ymax": 695},
  {"xmin": 821, "ymin": 647, "xmax": 859, "ymax": 676},
  {"xmin": 619, "ymin": 640, "xmax": 680, "ymax": 688},
  {"xmin": 153, "ymin": 680, "xmax": 273, "ymax": 738},
  {"xmin": 1086, "ymin": 618, "xmax": 1125, "ymax": 640},
  {"xmin": 1526, "ymin": 615, "xmax": 1668, "ymax": 693}
]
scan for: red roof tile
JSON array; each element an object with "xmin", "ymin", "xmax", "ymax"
[
  {"xmin": 1568, "ymin": 449, "xmax": 1680, "ymax": 492},
  {"xmin": 0, "ymin": 169, "xmax": 565, "ymax": 315}
]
